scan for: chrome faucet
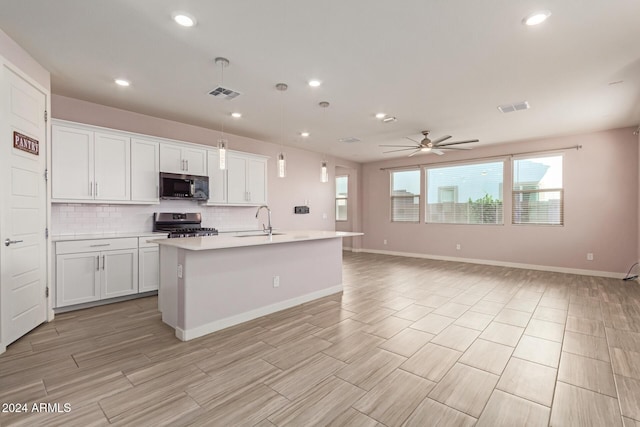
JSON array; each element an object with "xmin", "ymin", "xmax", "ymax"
[{"xmin": 255, "ymin": 205, "xmax": 272, "ymax": 236}]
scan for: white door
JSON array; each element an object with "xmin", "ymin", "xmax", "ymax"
[
  {"xmin": 56, "ymin": 252, "xmax": 101, "ymax": 306},
  {"xmin": 227, "ymin": 154, "xmax": 248, "ymax": 203},
  {"xmin": 182, "ymin": 147, "xmax": 207, "ymax": 175},
  {"xmin": 0, "ymin": 64, "xmax": 48, "ymax": 347},
  {"xmin": 101, "ymin": 249, "xmax": 138, "ymax": 299},
  {"xmin": 159, "ymin": 144, "xmax": 183, "ymax": 173},
  {"xmin": 51, "ymin": 125, "xmax": 93, "ymax": 200},
  {"xmin": 247, "ymin": 158, "xmax": 267, "ymax": 204},
  {"xmin": 206, "ymin": 149, "xmax": 227, "ymax": 203},
  {"xmin": 94, "ymin": 132, "xmax": 130, "ymax": 201},
  {"xmin": 139, "ymin": 246, "xmax": 159, "ymax": 292},
  {"xmin": 131, "ymin": 138, "xmax": 159, "ymax": 202}
]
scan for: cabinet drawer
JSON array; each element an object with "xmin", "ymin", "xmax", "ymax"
[{"xmin": 56, "ymin": 237, "xmax": 138, "ymax": 255}]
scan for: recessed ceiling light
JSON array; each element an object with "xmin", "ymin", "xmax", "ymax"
[
  {"xmin": 375, "ymin": 113, "xmax": 386, "ymax": 119},
  {"xmin": 382, "ymin": 116, "xmax": 397, "ymax": 123},
  {"xmin": 172, "ymin": 13, "xmax": 196, "ymax": 27},
  {"xmin": 231, "ymin": 112, "xmax": 242, "ymax": 118},
  {"xmin": 522, "ymin": 10, "xmax": 551, "ymax": 26},
  {"xmin": 300, "ymin": 132, "xmax": 310, "ymax": 137},
  {"xmin": 308, "ymin": 80, "xmax": 321, "ymax": 87},
  {"xmin": 114, "ymin": 79, "xmax": 130, "ymax": 87}
]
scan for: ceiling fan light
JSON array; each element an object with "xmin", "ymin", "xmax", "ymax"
[{"xmin": 420, "ymin": 147, "xmax": 431, "ymax": 152}]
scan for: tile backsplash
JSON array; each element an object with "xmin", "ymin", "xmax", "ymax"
[{"xmin": 51, "ymin": 201, "xmax": 259, "ymax": 235}]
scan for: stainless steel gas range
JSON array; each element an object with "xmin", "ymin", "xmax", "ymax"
[{"xmin": 153, "ymin": 212, "xmax": 218, "ymax": 238}]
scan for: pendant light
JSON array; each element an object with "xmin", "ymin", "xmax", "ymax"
[
  {"xmin": 319, "ymin": 101, "xmax": 330, "ymax": 183},
  {"xmin": 215, "ymin": 57, "xmax": 229, "ymax": 170},
  {"xmin": 275, "ymin": 83, "xmax": 288, "ymax": 178}
]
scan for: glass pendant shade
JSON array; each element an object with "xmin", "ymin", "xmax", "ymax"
[
  {"xmin": 278, "ymin": 153, "xmax": 286, "ymax": 178},
  {"xmin": 218, "ymin": 139, "xmax": 227, "ymax": 170},
  {"xmin": 321, "ymin": 161, "xmax": 329, "ymax": 183}
]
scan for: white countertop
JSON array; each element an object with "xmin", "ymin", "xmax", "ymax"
[
  {"xmin": 152, "ymin": 230, "xmax": 363, "ymax": 251},
  {"xmin": 52, "ymin": 231, "xmax": 168, "ymax": 242}
]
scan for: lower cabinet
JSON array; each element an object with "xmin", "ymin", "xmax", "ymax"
[
  {"xmin": 55, "ymin": 237, "xmax": 140, "ymax": 308},
  {"xmin": 139, "ymin": 238, "xmax": 159, "ymax": 292}
]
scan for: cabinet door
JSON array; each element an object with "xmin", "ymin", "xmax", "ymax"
[
  {"xmin": 227, "ymin": 154, "xmax": 248, "ymax": 203},
  {"xmin": 160, "ymin": 144, "xmax": 184, "ymax": 174},
  {"xmin": 101, "ymin": 249, "xmax": 138, "ymax": 299},
  {"xmin": 182, "ymin": 147, "xmax": 207, "ymax": 175},
  {"xmin": 131, "ymin": 138, "xmax": 160, "ymax": 202},
  {"xmin": 207, "ymin": 149, "xmax": 227, "ymax": 203},
  {"xmin": 52, "ymin": 125, "xmax": 94, "ymax": 200},
  {"xmin": 247, "ymin": 158, "xmax": 267, "ymax": 204},
  {"xmin": 56, "ymin": 252, "xmax": 100, "ymax": 307},
  {"xmin": 139, "ymin": 246, "xmax": 159, "ymax": 292},
  {"xmin": 94, "ymin": 132, "xmax": 131, "ymax": 201}
]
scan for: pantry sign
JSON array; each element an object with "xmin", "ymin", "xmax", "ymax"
[{"xmin": 13, "ymin": 131, "xmax": 39, "ymax": 156}]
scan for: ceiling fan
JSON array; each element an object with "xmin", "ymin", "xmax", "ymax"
[{"xmin": 380, "ymin": 131, "xmax": 479, "ymax": 157}]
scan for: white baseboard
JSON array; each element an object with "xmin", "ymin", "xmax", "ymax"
[
  {"xmin": 360, "ymin": 248, "xmax": 626, "ymax": 279},
  {"xmin": 176, "ymin": 285, "xmax": 344, "ymax": 341}
]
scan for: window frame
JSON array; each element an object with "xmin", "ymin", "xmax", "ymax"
[
  {"xmin": 511, "ymin": 153, "xmax": 564, "ymax": 226},
  {"xmin": 390, "ymin": 169, "xmax": 421, "ymax": 223},
  {"xmin": 335, "ymin": 174, "xmax": 348, "ymax": 222},
  {"xmin": 424, "ymin": 159, "xmax": 506, "ymax": 225}
]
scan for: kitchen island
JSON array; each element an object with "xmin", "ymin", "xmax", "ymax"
[{"xmin": 153, "ymin": 230, "xmax": 362, "ymax": 341}]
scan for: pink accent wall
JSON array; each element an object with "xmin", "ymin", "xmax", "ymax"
[
  {"xmin": 51, "ymin": 95, "xmax": 362, "ymax": 233},
  {"xmin": 362, "ymin": 128, "xmax": 638, "ymax": 275},
  {"xmin": 0, "ymin": 28, "xmax": 49, "ymax": 90}
]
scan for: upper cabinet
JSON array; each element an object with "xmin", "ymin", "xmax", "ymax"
[
  {"xmin": 160, "ymin": 144, "xmax": 207, "ymax": 176},
  {"xmin": 227, "ymin": 152, "xmax": 268, "ymax": 205},
  {"xmin": 52, "ymin": 125, "xmax": 130, "ymax": 202},
  {"xmin": 131, "ymin": 138, "xmax": 160, "ymax": 203}
]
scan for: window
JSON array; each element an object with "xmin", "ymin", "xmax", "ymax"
[
  {"xmin": 391, "ymin": 170, "xmax": 420, "ymax": 222},
  {"xmin": 335, "ymin": 175, "xmax": 348, "ymax": 221},
  {"xmin": 513, "ymin": 154, "xmax": 563, "ymax": 225},
  {"xmin": 426, "ymin": 161, "xmax": 504, "ymax": 224}
]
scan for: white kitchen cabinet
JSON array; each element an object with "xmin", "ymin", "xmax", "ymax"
[
  {"xmin": 52, "ymin": 125, "xmax": 94, "ymax": 200},
  {"xmin": 160, "ymin": 143, "xmax": 207, "ymax": 175},
  {"xmin": 52, "ymin": 124, "xmax": 131, "ymax": 202},
  {"xmin": 131, "ymin": 138, "xmax": 160, "ymax": 202},
  {"xmin": 139, "ymin": 238, "xmax": 160, "ymax": 292},
  {"xmin": 227, "ymin": 152, "xmax": 268, "ymax": 205},
  {"xmin": 206, "ymin": 149, "xmax": 227, "ymax": 204},
  {"xmin": 55, "ymin": 238, "xmax": 139, "ymax": 308}
]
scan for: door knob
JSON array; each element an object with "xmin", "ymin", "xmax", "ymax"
[{"xmin": 4, "ymin": 239, "xmax": 24, "ymax": 246}]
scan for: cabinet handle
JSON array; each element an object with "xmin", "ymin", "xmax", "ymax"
[
  {"xmin": 186, "ymin": 160, "xmax": 189, "ymax": 171},
  {"xmin": 89, "ymin": 243, "xmax": 111, "ymax": 247},
  {"xmin": 102, "ymin": 255, "xmax": 106, "ymax": 270},
  {"xmin": 95, "ymin": 182, "xmax": 99, "ymax": 197},
  {"xmin": 156, "ymin": 185, "xmax": 159, "ymax": 198},
  {"xmin": 96, "ymin": 255, "xmax": 100, "ymax": 271},
  {"xmin": 90, "ymin": 181, "xmax": 93, "ymax": 196},
  {"xmin": 181, "ymin": 160, "xmax": 185, "ymax": 171}
]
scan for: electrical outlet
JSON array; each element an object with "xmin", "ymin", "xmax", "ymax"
[
  {"xmin": 383, "ymin": 239, "xmax": 387, "ymax": 245},
  {"xmin": 456, "ymin": 244, "xmax": 461, "ymax": 250},
  {"xmin": 587, "ymin": 253, "xmax": 594, "ymax": 261},
  {"xmin": 273, "ymin": 275, "xmax": 280, "ymax": 288},
  {"xmin": 177, "ymin": 264, "xmax": 183, "ymax": 278}
]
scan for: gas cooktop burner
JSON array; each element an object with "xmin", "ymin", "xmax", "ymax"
[{"xmin": 153, "ymin": 212, "xmax": 219, "ymax": 238}]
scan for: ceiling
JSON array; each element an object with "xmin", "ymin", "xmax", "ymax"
[{"xmin": 1, "ymin": 0, "xmax": 639, "ymax": 163}]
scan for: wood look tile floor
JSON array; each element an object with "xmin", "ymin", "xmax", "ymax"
[{"xmin": 2, "ymin": 252, "xmax": 640, "ymax": 426}]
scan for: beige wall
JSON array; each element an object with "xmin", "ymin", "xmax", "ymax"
[
  {"xmin": 362, "ymin": 127, "xmax": 638, "ymax": 275},
  {"xmin": 0, "ymin": 28, "xmax": 49, "ymax": 90}
]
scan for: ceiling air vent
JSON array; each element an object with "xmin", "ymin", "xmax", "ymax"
[
  {"xmin": 338, "ymin": 137, "xmax": 361, "ymax": 143},
  {"xmin": 498, "ymin": 101, "xmax": 529, "ymax": 113},
  {"xmin": 208, "ymin": 86, "xmax": 241, "ymax": 100}
]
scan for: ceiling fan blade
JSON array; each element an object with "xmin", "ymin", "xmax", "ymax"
[
  {"xmin": 383, "ymin": 148, "xmax": 421, "ymax": 153},
  {"xmin": 404, "ymin": 136, "xmax": 421, "ymax": 144},
  {"xmin": 407, "ymin": 149, "xmax": 423, "ymax": 157},
  {"xmin": 438, "ymin": 139, "xmax": 479, "ymax": 146},
  {"xmin": 432, "ymin": 149, "xmax": 445, "ymax": 155},
  {"xmin": 379, "ymin": 144, "xmax": 420, "ymax": 148},
  {"xmin": 439, "ymin": 146, "xmax": 472, "ymax": 150},
  {"xmin": 431, "ymin": 135, "xmax": 452, "ymax": 146}
]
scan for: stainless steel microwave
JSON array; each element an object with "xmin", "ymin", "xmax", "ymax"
[{"xmin": 159, "ymin": 173, "xmax": 209, "ymax": 201}]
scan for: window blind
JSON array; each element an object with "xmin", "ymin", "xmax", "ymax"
[
  {"xmin": 512, "ymin": 155, "xmax": 563, "ymax": 225},
  {"xmin": 391, "ymin": 170, "xmax": 420, "ymax": 222}
]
